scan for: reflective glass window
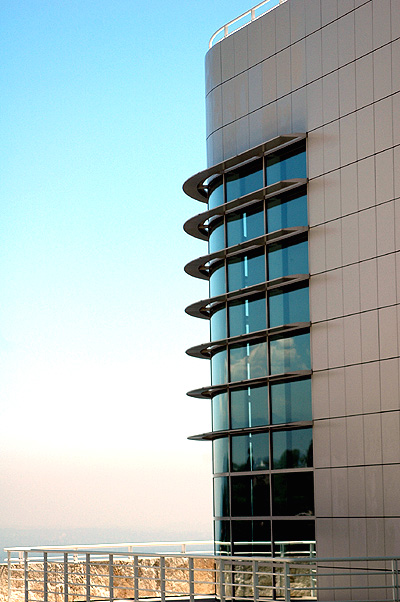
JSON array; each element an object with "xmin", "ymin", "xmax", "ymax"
[
  {"xmin": 208, "ymin": 176, "xmax": 224, "ymax": 209},
  {"xmin": 211, "ymin": 306, "xmax": 227, "ymax": 341},
  {"xmin": 272, "ymin": 520, "xmax": 315, "ymax": 555},
  {"xmin": 210, "ymin": 263, "xmax": 226, "ymax": 297},
  {"xmin": 267, "ymin": 239, "xmax": 308, "ymax": 281},
  {"xmin": 266, "ymin": 144, "xmax": 306, "ymax": 186},
  {"xmin": 213, "ymin": 437, "xmax": 229, "ymax": 473},
  {"xmin": 228, "ymin": 295, "xmax": 266, "ymax": 337},
  {"xmin": 209, "ymin": 218, "xmax": 225, "ymax": 254},
  {"xmin": 230, "ymin": 340, "xmax": 268, "ymax": 382},
  {"xmin": 214, "ymin": 520, "xmax": 231, "ymax": 555},
  {"xmin": 227, "ymin": 251, "xmax": 265, "ymax": 292},
  {"xmin": 232, "ymin": 520, "xmax": 271, "ymax": 556},
  {"xmin": 226, "ymin": 159, "xmax": 263, "ymax": 203},
  {"xmin": 231, "ymin": 474, "xmax": 270, "ymax": 517},
  {"xmin": 271, "ymin": 378, "xmax": 312, "ymax": 424},
  {"xmin": 272, "ymin": 428, "xmax": 313, "ymax": 469},
  {"xmin": 272, "ymin": 472, "xmax": 314, "ymax": 516},
  {"xmin": 211, "ymin": 348, "xmax": 228, "ymax": 385},
  {"xmin": 227, "ymin": 203, "xmax": 264, "ymax": 247},
  {"xmin": 269, "ymin": 332, "xmax": 310, "ymax": 375},
  {"xmin": 231, "ymin": 432, "xmax": 269, "ymax": 472},
  {"xmin": 231, "ymin": 385, "xmax": 269, "ymax": 429},
  {"xmin": 269, "ymin": 285, "xmax": 309, "ymax": 328},
  {"xmin": 214, "ymin": 476, "xmax": 230, "ymax": 517},
  {"xmin": 267, "ymin": 191, "xmax": 307, "ymax": 233},
  {"xmin": 212, "ymin": 393, "xmax": 229, "ymax": 432}
]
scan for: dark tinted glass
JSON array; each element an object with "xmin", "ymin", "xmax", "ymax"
[
  {"xmin": 268, "ymin": 239, "xmax": 308, "ymax": 280},
  {"xmin": 230, "ymin": 385, "xmax": 269, "ymax": 429},
  {"xmin": 213, "ymin": 437, "xmax": 229, "ymax": 473},
  {"xmin": 227, "ymin": 204, "xmax": 264, "ymax": 247},
  {"xmin": 272, "ymin": 428, "xmax": 313, "ymax": 469},
  {"xmin": 269, "ymin": 285, "xmax": 309, "ymax": 328},
  {"xmin": 208, "ymin": 176, "xmax": 224, "ymax": 209},
  {"xmin": 266, "ymin": 145, "xmax": 306, "ymax": 186},
  {"xmin": 231, "ymin": 474, "xmax": 270, "ymax": 517},
  {"xmin": 212, "ymin": 393, "xmax": 229, "ymax": 431},
  {"xmin": 211, "ymin": 349, "xmax": 228, "ymax": 385},
  {"xmin": 209, "ymin": 218, "xmax": 225, "ymax": 254},
  {"xmin": 269, "ymin": 332, "xmax": 310, "ymax": 375},
  {"xmin": 272, "ymin": 520, "xmax": 315, "ymax": 555},
  {"xmin": 232, "ymin": 520, "xmax": 271, "ymax": 556},
  {"xmin": 230, "ymin": 340, "xmax": 268, "ymax": 382},
  {"xmin": 214, "ymin": 476, "xmax": 230, "ymax": 517},
  {"xmin": 214, "ymin": 520, "xmax": 231, "ymax": 555},
  {"xmin": 267, "ymin": 192, "xmax": 307, "ymax": 233},
  {"xmin": 211, "ymin": 306, "xmax": 227, "ymax": 341},
  {"xmin": 226, "ymin": 159, "xmax": 263, "ymax": 203},
  {"xmin": 271, "ymin": 378, "xmax": 312, "ymax": 424},
  {"xmin": 228, "ymin": 295, "xmax": 266, "ymax": 337},
  {"xmin": 210, "ymin": 263, "xmax": 226, "ymax": 297},
  {"xmin": 232, "ymin": 432, "xmax": 269, "ymax": 472},
  {"xmin": 272, "ymin": 472, "xmax": 314, "ymax": 516},
  {"xmin": 227, "ymin": 251, "xmax": 266, "ymax": 292}
]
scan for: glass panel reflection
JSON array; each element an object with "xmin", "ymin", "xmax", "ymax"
[
  {"xmin": 268, "ymin": 238, "xmax": 308, "ymax": 281},
  {"xmin": 269, "ymin": 285, "xmax": 309, "ymax": 328},
  {"xmin": 232, "ymin": 520, "xmax": 271, "ymax": 556},
  {"xmin": 214, "ymin": 476, "xmax": 230, "ymax": 517},
  {"xmin": 272, "ymin": 428, "xmax": 313, "ymax": 469},
  {"xmin": 271, "ymin": 378, "xmax": 312, "ymax": 424},
  {"xmin": 214, "ymin": 520, "xmax": 231, "ymax": 555},
  {"xmin": 211, "ymin": 306, "xmax": 227, "ymax": 341},
  {"xmin": 269, "ymin": 332, "xmax": 310, "ymax": 375},
  {"xmin": 213, "ymin": 437, "xmax": 229, "ymax": 473},
  {"xmin": 231, "ymin": 385, "xmax": 269, "ymax": 429},
  {"xmin": 266, "ymin": 144, "xmax": 306, "ymax": 187},
  {"xmin": 212, "ymin": 393, "xmax": 229, "ymax": 431},
  {"xmin": 210, "ymin": 263, "xmax": 226, "ymax": 297},
  {"xmin": 226, "ymin": 159, "xmax": 263, "ymax": 203},
  {"xmin": 231, "ymin": 474, "xmax": 270, "ymax": 517},
  {"xmin": 230, "ymin": 340, "xmax": 268, "ymax": 382},
  {"xmin": 209, "ymin": 218, "xmax": 225, "ymax": 254},
  {"xmin": 208, "ymin": 176, "xmax": 224, "ymax": 209},
  {"xmin": 211, "ymin": 349, "xmax": 228, "ymax": 385},
  {"xmin": 267, "ymin": 191, "xmax": 308, "ymax": 233},
  {"xmin": 227, "ymin": 204, "xmax": 264, "ymax": 247},
  {"xmin": 272, "ymin": 472, "xmax": 314, "ymax": 516},
  {"xmin": 231, "ymin": 432, "xmax": 269, "ymax": 472},
  {"xmin": 227, "ymin": 250, "xmax": 265, "ymax": 292},
  {"xmin": 229, "ymin": 295, "xmax": 266, "ymax": 337}
]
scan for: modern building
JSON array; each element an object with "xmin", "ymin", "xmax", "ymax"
[{"xmin": 183, "ymin": 0, "xmax": 400, "ymax": 559}]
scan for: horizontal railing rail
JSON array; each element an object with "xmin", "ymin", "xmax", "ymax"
[
  {"xmin": 209, "ymin": 0, "xmax": 288, "ymax": 49},
  {"xmin": 4, "ymin": 543, "xmax": 400, "ymax": 602}
]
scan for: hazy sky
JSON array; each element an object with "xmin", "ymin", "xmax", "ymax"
[{"xmin": 0, "ymin": 0, "xmax": 267, "ymax": 547}]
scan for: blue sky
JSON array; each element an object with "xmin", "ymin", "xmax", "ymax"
[{"xmin": 0, "ymin": 0, "xmax": 265, "ymax": 546}]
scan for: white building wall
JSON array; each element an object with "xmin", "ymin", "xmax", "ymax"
[{"xmin": 205, "ymin": 0, "xmax": 400, "ymax": 557}]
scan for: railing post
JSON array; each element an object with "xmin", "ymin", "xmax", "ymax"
[
  {"xmin": 219, "ymin": 559, "xmax": 225, "ymax": 602},
  {"xmin": 85, "ymin": 553, "xmax": 90, "ymax": 602},
  {"xmin": 253, "ymin": 560, "xmax": 259, "ymax": 602},
  {"xmin": 392, "ymin": 559, "xmax": 399, "ymax": 602},
  {"xmin": 24, "ymin": 551, "xmax": 29, "ymax": 602},
  {"xmin": 189, "ymin": 556, "xmax": 195, "ymax": 602},
  {"xmin": 7, "ymin": 551, "xmax": 11, "ymax": 602},
  {"xmin": 109, "ymin": 554, "xmax": 114, "ymax": 602},
  {"xmin": 64, "ymin": 553, "xmax": 68, "ymax": 602},
  {"xmin": 181, "ymin": 543, "xmax": 186, "ymax": 554},
  {"xmin": 284, "ymin": 562, "xmax": 291, "ymax": 602},
  {"xmin": 43, "ymin": 552, "xmax": 48, "ymax": 602},
  {"xmin": 134, "ymin": 555, "xmax": 139, "ymax": 602},
  {"xmin": 160, "ymin": 556, "xmax": 166, "ymax": 602}
]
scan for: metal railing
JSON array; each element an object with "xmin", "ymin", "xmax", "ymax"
[
  {"xmin": 4, "ymin": 543, "xmax": 400, "ymax": 602},
  {"xmin": 209, "ymin": 0, "xmax": 288, "ymax": 49}
]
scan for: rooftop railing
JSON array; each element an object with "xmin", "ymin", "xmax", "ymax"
[
  {"xmin": 3, "ymin": 541, "xmax": 400, "ymax": 602},
  {"xmin": 209, "ymin": 0, "xmax": 288, "ymax": 49}
]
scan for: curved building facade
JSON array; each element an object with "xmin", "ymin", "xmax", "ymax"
[{"xmin": 184, "ymin": 0, "xmax": 400, "ymax": 558}]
